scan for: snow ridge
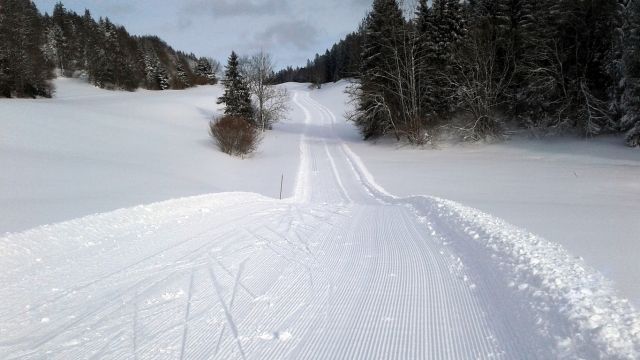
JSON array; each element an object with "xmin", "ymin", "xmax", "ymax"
[{"xmin": 291, "ymin": 91, "xmax": 312, "ymax": 203}]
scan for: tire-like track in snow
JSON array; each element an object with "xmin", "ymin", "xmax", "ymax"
[{"xmin": 0, "ymin": 90, "xmax": 638, "ymax": 359}]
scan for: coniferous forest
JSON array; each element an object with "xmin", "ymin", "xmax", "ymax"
[
  {"xmin": 0, "ymin": 0, "xmax": 218, "ymax": 98},
  {"xmin": 275, "ymin": 0, "xmax": 640, "ymax": 147}
]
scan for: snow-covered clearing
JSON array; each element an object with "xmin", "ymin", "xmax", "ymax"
[
  {"xmin": 1, "ymin": 80, "xmax": 639, "ymax": 358},
  {"xmin": 0, "ymin": 78, "xmax": 301, "ymax": 233}
]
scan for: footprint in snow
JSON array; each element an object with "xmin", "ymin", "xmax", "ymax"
[{"xmin": 259, "ymin": 331, "xmax": 293, "ymax": 342}]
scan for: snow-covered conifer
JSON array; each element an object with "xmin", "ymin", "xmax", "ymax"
[
  {"xmin": 218, "ymin": 51, "xmax": 253, "ymax": 121},
  {"xmin": 351, "ymin": 0, "xmax": 405, "ymax": 139},
  {"xmin": 196, "ymin": 57, "xmax": 217, "ymax": 85},
  {"xmin": 622, "ymin": 0, "xmax": 640, "ymax": 147}
]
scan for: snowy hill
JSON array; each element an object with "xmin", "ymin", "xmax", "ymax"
[
  {"xmin": 0, "ymin": 78, "xmax": 303, "ymax": 233},
  {"xmin": 1, "ymin": 79, "xmax": 639, "ymax": 358}
]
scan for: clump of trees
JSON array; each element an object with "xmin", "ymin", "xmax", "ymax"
[
  {"xmin": 213, "ymin": 51, "xmax": 289, "ymax": 156},
  {"xmin": 277, "ymin": 0, "xmax": 640, "ymax": 148},
  {"xmin": 0, "ymin": 0, "xmax": 54, "ymax": 98},
  {"xmin": 1, "ymin": 0, "xmax": 219, "ymax": 97},
  {"xmin": 272, "ymin": 31, "xmax": 363, "ymax": 88}
]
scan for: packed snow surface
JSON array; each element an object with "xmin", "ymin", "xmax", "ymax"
[
  {"xmin": 312, "ymin": 81, "xmax": 640, "ymax": 305},
  {"xmin": 1, "ymin": 80, "xmax": 639, "ymax": 358}
]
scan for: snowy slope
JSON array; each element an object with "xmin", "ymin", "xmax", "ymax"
[
  {"xmin": 0, "ymin": 78, "xmax": 302, "ymax": 233},
  {"xmin": 1, "ymin": 85, "xmax": 639, "ymax": 359},
  {"xmin": 311, "ymin": 80, "xmax": 640, "ymax": 305}
]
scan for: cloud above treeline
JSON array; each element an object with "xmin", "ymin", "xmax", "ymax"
[
  {"xmin": 253, "ymin": 20, "xmax": 320, "ymax": 51},
  {"xmin": 33, "ymin": 0, "xmax": 372, "ymax": 68},
  {"xmin": 180, "ymin": 0, "xmax": 288, "ymax": 18}
]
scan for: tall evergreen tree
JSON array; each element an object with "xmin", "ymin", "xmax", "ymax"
[
  {"xmin": 141, "ymin": 44, "xmax": 169, "ymax": 90},
  {"xmin": 622, "ymin": 0, "xmax": 640, "ymax": 146},
  {"xmin": 352, "ymin": 0, "xmax": 405, "ymax": 139},
  {"xmin": 218, "ymin": 51, "xmax": 253, "ymax": 121},
  {"xmin": 173, "ymin": 60, "xmax": 191, "ymax": 89},
  {"xmin": 416, "ymin": 0, "xmax": 466, "ymax": 119}
]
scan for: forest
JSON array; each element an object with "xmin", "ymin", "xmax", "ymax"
[
  {"xmin": 275, "ymin": 0, "xmax": 640, "ymax": 147},
  {"xmin": 0, "ymin": 0, "xmax": 218, "ymax": 98}
]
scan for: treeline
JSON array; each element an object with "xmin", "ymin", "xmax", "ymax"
[
  {"xmin": 272, "ymin": 31, "xmax": 362, "ymax": 87},
  {"xmin": 0, "ymin": 0, "xmax": 218, "ymax": 98},
  {"xmin": 279, "ymin": 0, "xmax": 640, "ymax": 147}
]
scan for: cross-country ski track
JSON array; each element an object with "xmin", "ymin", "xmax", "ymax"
[{"xmin": 1, "ymin": 89, "xmax": 639, "ymax": 359}]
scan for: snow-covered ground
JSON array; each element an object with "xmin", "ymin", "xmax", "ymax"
[
  {"xmin": 312, "ymin": 81, "xmax": 640, "ymax": 306},
  {"xmin": 0, "ymin": 78, "xmax": 302, "ymax": 233},
  {"xmin": 1, "ymin": 79, "xmax": 639, "ymax": 358}
]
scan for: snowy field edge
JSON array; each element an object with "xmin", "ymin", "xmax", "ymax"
[{"xmin": 341, "ymin": 143, "xmax": 640, "ymax": 358}]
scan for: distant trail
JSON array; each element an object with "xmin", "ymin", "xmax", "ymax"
[{"xmin": 0, "ymin": 88, "xmax": 638, "ymax": 359}]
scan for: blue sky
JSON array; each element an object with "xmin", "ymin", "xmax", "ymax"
[{"xmin": 33, "ymin": 0, "xmax": 373, "ymax": 68}]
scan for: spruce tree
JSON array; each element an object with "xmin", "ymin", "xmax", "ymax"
[
  {"xmin": 353, "ymin": 0, "xmax": 405, "ymax": 139},
  {"xmin": 622, "ymin": 0, "xmax": 640, "ymax": 147},
  {"xmin": 142, "ymin": 47, "xmax": 169, "ymax": 90},
  {"xmin": 173, "ymin": 60, "xmax": 190, "ymax": 89},
  {"xmin": 416, "ymin": 0, "xmax": 466, "ymax": 119},
  {"xmin": 217, "ymin": 51, "xmax": 253, "ymax": 121}
]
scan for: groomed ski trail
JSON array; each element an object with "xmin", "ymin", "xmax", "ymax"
[{"xmin": 0, "ymin": 89, "xmax": 638, "ymax": 359}]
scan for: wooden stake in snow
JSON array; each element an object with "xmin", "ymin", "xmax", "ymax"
[{"xmin": 280, "ymin": 174, "xmax": 284, "ymax": 200}]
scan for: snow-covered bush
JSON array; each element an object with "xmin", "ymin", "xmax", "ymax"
[{"xmin": 209, "ymin": 116, "xmax": 261, "ymax": 157}]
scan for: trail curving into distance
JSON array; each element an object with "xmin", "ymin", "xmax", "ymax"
[{"xmin": 0, "ymin": 89, "xmax": 638, "ymax": 359}]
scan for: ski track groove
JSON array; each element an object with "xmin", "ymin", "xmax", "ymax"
[
  {"xmin": 206, "ymin": 260, "xmax": 247, "ymax": 360},
  {"xmin": 178, "ymin": 269, "xmax": 195, "ymax": 360}
]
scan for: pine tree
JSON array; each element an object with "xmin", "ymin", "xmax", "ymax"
[
  {"xmin": 218, "ymin": 51, "xmax": 253, "ymax": 121},
  {"xmin": 173, "ymin": 60, "xmax": 190, "ymax": 89},
  {"xmin": 142, "ymin": 46, "xmax": 169, "ymax": 90},
  {"xmin": 352, "ymin": 0, "xmax": 405, "ymax": 139},
  {"xmin": 622, "ymin": 0, "xmax": 640, "ymax": 147},
  {"xmin": 416, "ymin": 0, "xmax": 466, "ymax": 119},
  {"xmin": 51, "ymin": 2, "xmax": 69, "ymax": 73}
]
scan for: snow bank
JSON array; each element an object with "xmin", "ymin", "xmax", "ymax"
[
  {"xmin": 342, "ymin": 143, "xmax": 640, "ymax": 358},
  {"xmin": 0, "ymin": 192, "xmax": 273, "ymax": 272}
]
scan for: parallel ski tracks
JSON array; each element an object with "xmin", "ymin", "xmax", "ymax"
[{"xmin": 0, "ymin": 89, "xmax": 556, "ymax": 359}]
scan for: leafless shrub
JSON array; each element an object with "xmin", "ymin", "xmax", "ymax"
[
  {"xmin": 209, "ymin": 116, "xmax": 261, "ymax": 157},
  {"xmin": 444, "ymin": 27, "xmax": 512, "ymax": 142}
]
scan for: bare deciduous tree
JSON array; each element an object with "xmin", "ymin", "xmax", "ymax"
[
  {"xmin": 348, "ymin": 24, "xmax": 431, "ymax": 144},
  {"xmin": 444, "ymin": 28, "xmax": 513, "ymax": 141},
  {"xmin": 244, "ymin": 51, "xmax": 290, "ymax": 131}
]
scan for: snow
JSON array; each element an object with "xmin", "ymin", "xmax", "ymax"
[
  {"xmin": 312, "ymin": 80, "xmax": 640, "ymax": 306},
  {"xmin": 0, "ymin": 78, "xmax": 303, "ymax": 233},
  {"xmin": 1, "ymin": 78, "xmax": 639, "ymax": 358}
]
